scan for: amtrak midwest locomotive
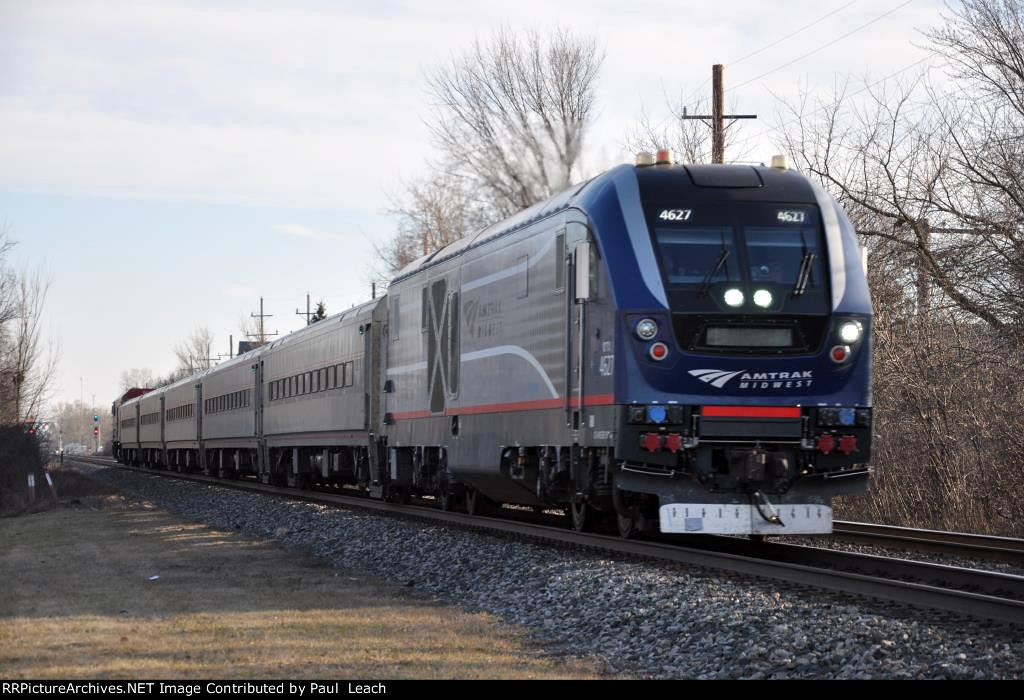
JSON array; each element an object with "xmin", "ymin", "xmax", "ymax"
[{"xmin": 113, "ymin": 151, "xmax": 873, "ymax": 537}]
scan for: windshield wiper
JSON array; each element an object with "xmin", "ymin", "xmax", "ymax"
[
  {"xmin": 792, "ymin": 250, "xmax": 816, "ymax": 297},
  {"xmin": 699, "ymin": 248, "xmax": 730, "ymax": 297}
]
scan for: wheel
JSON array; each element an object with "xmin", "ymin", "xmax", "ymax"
[
  {"xmin": 465, "ymin": 488, "xmax": 484, "ymax": 516},
  {"xmin": 570, "ymin": 501, "xmax": 593, "ymax": 532},
  {"xmin": 387, "ymin": 486, "xmax": 410, "ymax": 504},
  {"xmin": 439, "ymin": 488, "xmax": 453, "ymax": 511},
  {"xmin": 616, "ymin": 511, "xmax": 638, "ymax": 539}
]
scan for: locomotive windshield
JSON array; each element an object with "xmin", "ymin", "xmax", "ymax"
[{"xmin": 647, "ymin": 202, "xmax": 829, "ymax": 316}]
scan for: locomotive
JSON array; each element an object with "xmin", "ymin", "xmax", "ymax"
[{"xmin": 114, "ymin": 151, "xmax": 872, "ymax": 537}]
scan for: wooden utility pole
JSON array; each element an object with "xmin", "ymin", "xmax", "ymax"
[
  {"xmin": 295, "ymin": 293, "xmax": 312, "ymax": 324},
  {"xmin": 682, "ymin": 64, "xmax": 757, "ymax": 164},
  {"xmin": 248, "ymin": 296, "xmax": 278, "ymax": 344},
  {"xmin": 712, "ymin": 64, "xmax": 725, "ymax": 164}
]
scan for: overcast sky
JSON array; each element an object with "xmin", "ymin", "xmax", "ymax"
[{"xmin": 0, "ymin": 0, "xmax": 945, "ymax": 413}]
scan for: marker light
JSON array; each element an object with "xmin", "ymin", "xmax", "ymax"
[
  {"xmin": 839, "ymin": 321, "xmax": 863, "ymax": 343},
  {"xmin": 635, "ymin": 318, "xmax": 659, "ymax": 340},
  {"xmin": 655, "ymin": 148, "xmax": 675, "ymax": 165},
  {"xmin": 635, "ymin": 152, "xmax": 655, "ymax": 166},
  {"xmin": 649, "ymin": 342, "xmax": 669, "ymax": 361},
  {"xmin": 724, "ymin": 288, "xmax": 744, "ymax": 307},
  {"xmin": 753, "ymin": 289, "xmax": 773, "ymax": 308},
  {"xmin": 830, "ymin": 345, "xmax": 851, "ymax": 363},
  {"xmin": 647, "ymin": 405, "xmax": 668, "ymax": 424}
]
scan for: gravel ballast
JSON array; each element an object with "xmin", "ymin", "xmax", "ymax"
[{"xmin": 81, "ymin": 463, "xmax": 1024, "ymax": 679}]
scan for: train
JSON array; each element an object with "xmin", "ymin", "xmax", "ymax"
[{"xmin": 113, "ymin": 150, "xmax": 873, "ymax": 538}]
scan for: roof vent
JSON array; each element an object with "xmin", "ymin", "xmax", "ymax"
[{"xmin": 770, "ymin": 154, "xmax": 789, "ymax": 170}]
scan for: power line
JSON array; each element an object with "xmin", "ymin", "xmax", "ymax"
[
  {"xmin": 723, "ymin": 52, "xmax": 936, "ymax": 156},
  {"xmin": 729, "ymin": 0, "xmax": 860, "ymax": 67},
  {"xmin": 729, "ymin": 0, "xmax": 915, "ymax": 93},
  {"xmin": 645, "ymin": 0, "xmax": 863, "ymax": 137}
]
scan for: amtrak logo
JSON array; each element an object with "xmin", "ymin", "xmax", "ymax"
[
  {"xmin": 690, "ymin": 368, "xmax": 815, "ymax": 390},
  {"xmin": 689, "ymin": 369, "xmax": 746, "ymax": 388}
]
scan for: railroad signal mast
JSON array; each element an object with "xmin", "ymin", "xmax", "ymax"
[{"xmin": 93, "ymin": 413, "xmax": 100, "ymax": 454}]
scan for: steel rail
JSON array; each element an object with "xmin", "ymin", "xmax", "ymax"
[
  {"xmin": 66, "ymin": 456, "xmax": 1024, "ymax": 625},
  {"xmin": 832, "ymin": 520, "xmax": 1024, "ymax": 565}
]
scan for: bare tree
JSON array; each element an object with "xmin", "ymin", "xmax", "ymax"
[
  {"xmin": 426, "ymin": 27, "xmax": 604, "ymax": 219},
  {"xmin": 53, "ymin": 400, "xmax": 112, "ymax": 451},
  {"xmin": 2, "ymin": 269, "xmax": 59, "ymax": 423},
  {"xmin": 378, "ymin": 167, "xmax": 485, "ymax": 273},
  {"xmin": 173, "ymin": 325, "xmax": 215, "ymax": 374},
  {"xmin": 771, "ymin": 0, "xmax": 1024, "ymax": 534},
  {"xmin": 626, "ymin": 94, "xmax": 755, "ymax": 165},
  {"xmin": 777, "ymin": 68, "xmax": 1021, "ymax": 330},
  {"xmin": 119, "ymin": 367, "xmax": 156, "ymax": 392},
  {"xmin": 377, "ymin": 28, "xmax": 603, "ymax": 274}
]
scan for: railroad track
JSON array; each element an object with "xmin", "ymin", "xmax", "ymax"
[
  {"xmin": 831, "ymin": 520, "xmax": 1024, "ymax": 565},
  {"xmin": 67, "ymin": 455, "xmax": 1024, "ymax": 625}
]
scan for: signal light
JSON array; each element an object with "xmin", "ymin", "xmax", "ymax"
[
  {"xmin": 93, "ymin": 414, "xmax": 99, "ymax": 422},
  {"xmin": 93, "ymin": 427, "xmax": 100, "ymax": 437}
]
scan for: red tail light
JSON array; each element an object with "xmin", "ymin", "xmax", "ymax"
[
  {"xmin": 664, "ymin": 433, "xmax": 683, "ymax": 453},
  {"xmin": 641, "ymin": 433, "xmax": 663, "ymax": 452},
  {"xmin": 816, "ymin": 434, "xmax": 836, "ymax": 454},
  {"xmin": 838, "ymin": 435, "xmax": 858, "ymax": 454}
]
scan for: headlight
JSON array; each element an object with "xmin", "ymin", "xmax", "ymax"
[
  {"xmin": 753, "ymin": 289, "xmax": 773, "ymax": 308},
  {"xmin": 635, "ymin": 318, "xmax": 658, "ymax": 340},
  {"xmin": 723, "ymin": 288, "xmax": 744, "ymax": 307},
  {"xmin": 839, "ymin": 321, "xmax": 863, "ymax": 343}
]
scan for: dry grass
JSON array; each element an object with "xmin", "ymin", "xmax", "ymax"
[{"xmin": 0, "ymin": 494, "xmax": 598, "ymax": 679}]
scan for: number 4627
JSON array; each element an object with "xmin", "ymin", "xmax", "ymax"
[{"xmin": 658, "ymin": 209, "xmax": 692, "ymax": 221}]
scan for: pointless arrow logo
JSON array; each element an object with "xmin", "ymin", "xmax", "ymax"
[{"xmin": 688, "ymin": 368, "xmax": 746, "ymax": 389}]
